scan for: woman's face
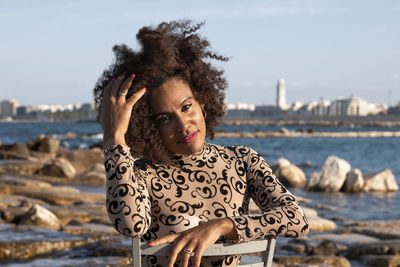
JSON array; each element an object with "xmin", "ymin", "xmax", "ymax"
[{"xmin": 150, "ymin": 78, "xmax": 206, "ymax": 156}]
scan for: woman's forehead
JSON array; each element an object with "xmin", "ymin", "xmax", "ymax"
[{"xmin": 150, "ymin": 79, "xmax": 194, "ymax": 109}]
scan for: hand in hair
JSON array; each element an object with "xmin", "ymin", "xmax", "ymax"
[{"xmin": 100, "ymin": 73, "xmax": 146, "ymax": 147}]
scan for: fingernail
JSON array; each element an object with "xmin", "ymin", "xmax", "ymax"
[
  {"xmin": 142, "ymin": 87, "xmax": 147, "ymax": 91},
  {"xmin": 131, "ymin": 73, "xmax": 136, "ymax": 78},
  {"xmin": 149, "ymin": 241, "xmax": 155, "ymax": 246}
]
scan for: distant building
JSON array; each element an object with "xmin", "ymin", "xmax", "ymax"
[
  {"xmin": 330, "ymin": 97, "xmax": 369, "ymax": 116},
  {"xmin": 0, "ymin": 99, "xmax": 19, "ymax": 118},
  {"xmin": 226, "ymin": 103, "xmax": 255, "ymax": 119},
  {"xmin": 276, "ymin": 78, "xmax": 288, "ymax": 110}
]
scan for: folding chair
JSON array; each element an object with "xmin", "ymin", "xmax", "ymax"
[{"xmin": 132, "ymin": 236, "xmax": 276, "ymax": 267}]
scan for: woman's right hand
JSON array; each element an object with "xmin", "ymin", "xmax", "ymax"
[{"xmin": 100, "ymin": 73, "xmax": 146, "ymax": 147}]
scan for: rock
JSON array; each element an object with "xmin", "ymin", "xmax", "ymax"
[
  {"xmin": 302, "ymin": 207, "xmax": 337, "ymax": 232},
  {"xmin": 346, "ymin": 240, "xmax": 400, "ymax": 260},
  {"xmin": 0, "ymin": 160, "xmax": 44, "ymax": 175},
  {"xmin": 309, "ymin": 240, "xmax": 341, "ymax": 256},
  {"xmin": 57, "ymin": 148, "xmax": 103, "ymax": 174},
  {"xmin": 77, "ymin": 163, "xmax": 106, "ymax": 186},
  {"xmin": 360, "ymin": 255, "xmax": 400, "ymax": 267},
  {"xmin": 309, "ymin": 233, "xmax": 380, "ymax": 246},
  {"xmin": 280, "ymin": 127, "xmax": 290, "ymax": 134},
  {"xmin": 281, "ymin": 243, "xmax": 306, "ymax": 254},
  {"xmin": 47, "ymin": 203, "xmax": 108, "ymax": 226},
  {"xmin": 274, "ymin": 256, "xmax": 351, "ymax": 267},
  {"xmin": 15, "ymin": 188, "xmax": 105, "ymax": 205},
  {"xmin": 39, "ymin": 157, "xmax": 76, "ymax": 178},
  {"xmin": 29, "ymin": 135, "xmax": 60, "ymax": 153},
  {"xmin": 13, "ymin": 204, "xmax": 61, "ymax": 230},
  {"xmin": 363, "ymin": 169, "xmax": 399, "ymax": 192},
  {"xmin": 62, "ymin": 223, "xmax": 116, "ymax": 235},
  {"xmin": 342, "ymin": 168, "xmax": 364, "ymax": 192},
  {"xmin": 340, "ymin": 220, "xmax": 400, "ymax": 239},
  {"xmin": 272, "ymin": 158, "xmax": 306, "ymax": 188},
  {"xmin": 9, "ymin": 143, "xmax": 30, "ymax": 156},
  {"xmin": 0, "ymin": 224, "xmax": 112, "ymax": 262},
  {"xmin": 306, "ymin": 156, "xmax": 351, "ymax": 192}
]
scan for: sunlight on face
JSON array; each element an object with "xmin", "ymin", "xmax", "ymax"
[{"xmin": 150, "ymin": 78, "xmax": 206, "ymax": 156}]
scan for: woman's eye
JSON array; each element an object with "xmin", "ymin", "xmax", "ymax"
[
  {"xmin": 182, "ymin": 104, "xmax": 192, "ymax": 112},
  {"xmin": 156, "ymin": 116, "xmax": 170, "ymax": 124}
]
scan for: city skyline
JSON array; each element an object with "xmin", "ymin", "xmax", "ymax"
[{"xmin": 1, "ymin": 0, "xmax": 399, "ymax": 106}]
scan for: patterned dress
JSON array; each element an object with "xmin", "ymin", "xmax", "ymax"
[{"xmin": 105, "ymin": 143, "xmax": 309, "ymax": 266}]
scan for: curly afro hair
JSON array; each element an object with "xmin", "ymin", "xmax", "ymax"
[{"xmin": 93, "ymin": 20, "xmax": 228, "ymax": 164}]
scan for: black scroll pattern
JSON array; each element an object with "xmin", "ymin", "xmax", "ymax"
[{"xmin": 104, "ymin": 143, "xmax": 309, "ymax": 266}]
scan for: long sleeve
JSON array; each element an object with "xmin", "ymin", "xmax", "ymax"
[
  {"xmin": 229, "ymin": 148, "xmax": 309, "ymax": 243},
  {"xmin": 104, "ymin": 145, "xmax": 152, "ymax": 237}
]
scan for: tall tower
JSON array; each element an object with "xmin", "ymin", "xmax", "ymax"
[{"xmin": 276, "ymin": 78, "xmax": 287, "ymax": 110}]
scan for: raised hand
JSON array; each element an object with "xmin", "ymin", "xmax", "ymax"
[
  {"xmin": 100, "ymin": 73, "xmax": 146, "ymax": 147},
  {"xmin": 149, "ymin": 218, "xmax": 237, "ymax": 267}
]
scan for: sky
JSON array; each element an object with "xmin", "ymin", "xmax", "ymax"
[{"xmin": 0, "ymin": 0, "xmax": 399, "ymax": 107}]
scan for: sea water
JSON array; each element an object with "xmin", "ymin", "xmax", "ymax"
[{"xmin": 1, "ymin": 121, "xmax": 399, "ymax": 222}]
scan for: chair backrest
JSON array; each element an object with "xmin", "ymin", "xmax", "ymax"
[{"xmin": 132, "ymin": 237, "xmax": 276, "ymax": 267}]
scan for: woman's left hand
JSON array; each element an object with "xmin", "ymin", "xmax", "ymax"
[{"xmin": 149, "ymin": 218, "xmax": 237, "ymax": 267}]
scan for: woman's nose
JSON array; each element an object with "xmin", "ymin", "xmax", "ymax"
[{"xmin": 175, "ymin": 114, "xmax": 190, "ymax": 132}]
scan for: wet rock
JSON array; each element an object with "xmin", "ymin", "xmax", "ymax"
[
  {"xmin": 86, "ymin": 236, "xmax": 132, "ymax": 257},
  {"xmin": 13, "ymin": 204, "xmax": 61, "ymax": 230},
  {"xmin": 363, "ymin": 169, "xmax": 399, "ymax": 192},
  {"xmin": 39, "ymin": 157, "xmax": 76, "ymax": 178},
  {"xmin": 274, "ymin": 255, "xmax": 351, "ymax": 267},
  {"xmin": 57, "ymin": 147, "xmax": 103, "ymax": 174},
  {"xmin": 0, "ymin": 224, "xmax": 109, "ymax": 262},
  {"xmin": 342, "ymin": 168, "xmax": 364, "ymax": 192},
  {"xmin": 306, "ymin": 156, "xmax": 351, "ymax": 192},
  {"xmin": 29, "ymin": 135, "xmax": 60, "ymax": 153},
  {"xmin": 302, "ymin": 207, "xmax": 337, "ymax": 232},
  {"xmin": 271, "ymin": 158, "xmax": 306, "ymax": 188}
]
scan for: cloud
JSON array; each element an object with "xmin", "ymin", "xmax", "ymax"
[{"xmin": 393, "ymin": 72, "xmax": 400, "ymax": 80}]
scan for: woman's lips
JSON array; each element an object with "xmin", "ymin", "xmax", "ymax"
[{"xmin": 178, "ymin": 132, "xmax": 197, "ymax": 144}]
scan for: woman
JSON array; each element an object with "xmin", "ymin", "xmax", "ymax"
[{"xmin": 94, "ymin": 20, "xmax": 309, "ymax": 267}]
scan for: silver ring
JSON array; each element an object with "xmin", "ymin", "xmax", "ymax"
[
  {"xmin": 183, "ymin": 248, "xmax": 193, "ymax": 255},
  {"xmin": 119, "ymin": 92, "xmax": 127, "ymax": 96}
]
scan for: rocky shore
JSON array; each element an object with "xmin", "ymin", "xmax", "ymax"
[{"xmin": 0, "ymin": 135, "xmax": 399, "ymax": 266}]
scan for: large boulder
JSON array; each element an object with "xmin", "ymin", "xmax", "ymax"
[
  {"xmin": 307, "ymin": 156, "xmax": 351, "ymax": 192},
  {"xmin": 57, "ymin": 148, "xmax": 103, "ymax": 174},
  {"xmin": 39, "ymin": 157, "xmax": 76, "ymax": 178},
  {"xmin": 342, "ymin": 168, "xmax": 364, "ymax": 192},
  {"xmin": 13, "ymin": 204, "xmax": 61, "ymax": 230},
  {"xmin": 363, "ymin": 169, "xmax": 399, "ymax": 192},
  {"xmin": 271, "ymin": 158, "xmax": 306, "ymax": 188},
  {"xmin": 28, "ymin": 135, "xmax": 60, "ymax": 153}
]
